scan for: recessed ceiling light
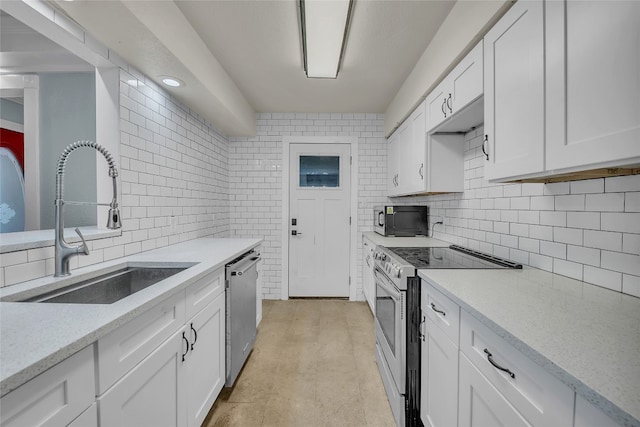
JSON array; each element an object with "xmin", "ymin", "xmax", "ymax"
[{"xmin": 159, "ymin": 76, "xmax": 185, "ymax": 88}]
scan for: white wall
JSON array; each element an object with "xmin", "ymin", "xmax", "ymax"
[
  {"xmin": 228, "ymin": 113, "xmax": 387, "ymax": 300},
  {"xmin": 0, "ymin": 68, "xmax": 230, "ymax": 287},
  {"xmin": 393, "ymin": 127, "xmax": 640, "ymax": 298}
]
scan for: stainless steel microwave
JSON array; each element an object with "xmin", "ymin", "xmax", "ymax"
[{"xmin": 374, "ymin": 206, "xmax": 429, "ymax": 237}]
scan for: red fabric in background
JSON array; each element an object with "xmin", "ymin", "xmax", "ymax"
[{"xmin": 0, "ymin": 127, "xmax": 25, "ymax": 172}]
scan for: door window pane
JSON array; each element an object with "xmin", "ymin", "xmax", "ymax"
[{"xmin": 299, "ymin": 155, "xmax": 339, "ymax": 187}]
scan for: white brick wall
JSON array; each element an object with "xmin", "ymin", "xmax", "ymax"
[
  {"xmin": 0, "ymin": 68, "xmax": 229, "ymax": 287},
  {"xmin": 228, "ymin": 113, "xmax": 387, "ymax": 300},
  {"xmin": 396, "ymin": 127, "xmax": 640, "ymax": 297}
]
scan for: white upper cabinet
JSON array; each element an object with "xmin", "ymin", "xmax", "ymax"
[
  {"xmin": 426, "ymin": 42, "xmax": 484, "ymax": 132},
  {"xmin": 484, "ymin": 0, "xmax": 640, "ymax": 182},
  {"xmin": 545, "ymin": 1, "xmax": 640, "ymax": 171},
  {"xmin": 483, "ymin": 0, "xmax": 545, "ymax": 181}
]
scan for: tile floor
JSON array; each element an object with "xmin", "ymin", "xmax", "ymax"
[{"xmin": 203, "ymin": 299, "xmax": 396, "ymax": 427}]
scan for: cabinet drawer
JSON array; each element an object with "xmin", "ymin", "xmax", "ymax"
[
  {"xmin": 460, "ymin": 311, "xmax": 574, "ymax": 426},
  {"xmin": 97, "ymin": 291, "xmax": 185, "ymax": 394},
  {"xmin": 185, "ymin": 267, "xmax": 224, "ymax": 320},
  {"xmin": 0, "ymin": 346, "xmax": 95, "ymax": 427},
  {"xmin": 422, "ymin": 281, "xmax": 460, "ymax": 345}
]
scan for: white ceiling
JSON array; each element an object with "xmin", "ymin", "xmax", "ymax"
[{"xmin": 50, "ymin": 1, "xmax": 456, "ymax": 136}]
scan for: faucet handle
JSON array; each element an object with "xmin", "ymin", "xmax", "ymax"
[{"xmin": 74, "ymin": 228, "xmax": 90, "ymax": 255}]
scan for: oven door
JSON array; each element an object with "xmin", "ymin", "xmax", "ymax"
[{"xmin": 374, "ymin": 264, "xmax": 406, "ymax": 392}]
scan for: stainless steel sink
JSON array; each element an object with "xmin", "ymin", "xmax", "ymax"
[{"xmin": 21, "ymin": 266, "xmax": 188, "ymax": 304}]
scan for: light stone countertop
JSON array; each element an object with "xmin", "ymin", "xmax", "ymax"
[
  {"xmin": 362, "ymin": 231, "xmax": 450, "ymax": 248},
  {"xmin": 0, "ymin": 237, "xmax": 262, "ymax": 397},
  {"xmin": 418, "ymin": 267, "xmax": 640, "ymax": 427}
]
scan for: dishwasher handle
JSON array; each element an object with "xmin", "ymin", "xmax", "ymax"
[{"xmin": 229, "ymin": 255, "xmax": 261, "ymax": 276}]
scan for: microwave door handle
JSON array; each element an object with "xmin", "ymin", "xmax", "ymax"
[
  {"xmin": 392, "ymin": 212, "xmax": 396, "ymax": 230},
  {"xmin": 378, "ymin": 212, "xmax": 385, "ymax": 227}
]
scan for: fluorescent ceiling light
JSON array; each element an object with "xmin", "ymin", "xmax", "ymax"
[{"xmin": 300, "ymin": 0, "xmax": 353, "ymax": 79}]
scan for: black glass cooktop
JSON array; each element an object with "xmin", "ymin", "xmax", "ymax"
[{"xmin": 386, "ymin": 245, "xmax": 522, "ymax": 269}]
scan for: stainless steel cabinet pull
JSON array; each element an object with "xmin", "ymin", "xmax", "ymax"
[
  {"xmin": 482, "ymin": 135, "xmax": 489, "ymax": 161},
  {"xmin": 419, "ymin": 163, "xmax": 424, "ymax": 180},
  {"xmin": 181, "ymin": 332, "xmax": 189, "ymax": 362},
  {"xmin": 430, "ymin": 302, "xmax": 446, "ymax": 316},
  {"xmin": 447, "ymin": 93, "xmax": 453, "ymax": 113},
  {"xmin": 441, "ymin": 98, "xmax": 447, "ymax": 117},
  {"xmin": 190, "ymin": 322, "xmax": 197, "ymax": 351},
  {"xmin": 484, "ymin": 348, "xmax": 515, "ymax": 379}
]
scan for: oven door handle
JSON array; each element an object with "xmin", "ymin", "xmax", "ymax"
[{"xmin": 374, "ymin": 267, "xmax": 401, "ymax": 301}]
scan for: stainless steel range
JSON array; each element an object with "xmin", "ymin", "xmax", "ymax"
[{"xmin": 373, "ymin": 244, "xmax": 521, "ymax": 427}]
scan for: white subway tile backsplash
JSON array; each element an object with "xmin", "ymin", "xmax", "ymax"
[
  {"xmin": 540, "ymin": 241, "xmax": 567, "ymax": 259},
  {"xmin": 585, "ymin": 193, "xmax": 624, "ymax": 212},
  {"xmin": 605, "ymin": 175, "xmax": 640, "ymax": 192},
  {"xmin": 570, "ymin": 179, "xmax": 604, "ymax": 194},
  {"xmin": 583, "ymin": 230, "xmax": 622, "ymax": 251},
  {"xmin": 566, "ymin": 212, "xmax": 600, "ymax": 230},
  {"xmin": 540, "ymin": 211, "xmax": 567, "ymax": 227},
  {"xmin": 554, "ymin": 227, "xmax": 583, "ymax": 245},
  {"xmin": 625, "ymin": 192, "xmax": 640, "ymax": 212},
  {"xmin": 530, "ymin": 196, "xmax": 554, "ymax": 211},
  {"xmin": 601, "ymin": 213, "xmax": 640, "ymax": 233},
  {"xmin": 554, "ymin": 259, "xmax": 583, "ymax": 281},
  {"xmin": 5, "ymin": 261, "xmax": 46, "ymax": 284},
  {"xmin": 583, "ymin": 266, "xmax": 622, "ymax": 292},
  {"xmin": 529, "ymin": 253, "xmax": 553, "ymax": 271},
  {"xmin": 622, "ymin": 234, "xmax": 640, "ymax": 255},
  {"xmin": 567, "ymin": 245, "xmax": 600, "ymax": 267},
  {"xmin": 529, "ymin": 225, "xmax": 553, "ymax": 241},
  {"xmin": 555, "ymin": 194, "xmax": 585, "ymax": 211},
  {"xmin": 544, "ymin": 182, "xmax": 570, "ymax": 195},
  {"xmin": 622, "ymin": 274, "xmax": 640, "ymax": 298},
  {"xmin": 601, "ymin": 251, "xmax": 640, "ymax": 276}
]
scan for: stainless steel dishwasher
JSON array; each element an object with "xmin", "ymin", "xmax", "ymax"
[{"xmin": 225, "ymin": 249, "xmax": 260, "ymax": 387}]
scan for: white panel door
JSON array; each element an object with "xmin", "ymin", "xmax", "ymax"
[
  {"xmin": 546, "ymin": 0, "xmax": 640, "ymax": 171},
  {"xmin": 99, "ymin": 330, "xmax": 186, "ymax": 427},
  {"xmin": 185, "ymin": 293, "xmax": 225, "ymax": 427},
  {"xmin": 458, "ymin": 354, "xmax": 530, "ymax": 427},
  {"xmin": 483, "ymin": 0, "xmax": 545, "ymax": 181},
  {"xmin": 422, "ymin": 322, "xmax": 459, "ymax": 427},
  {"xmin": 289, "ymin": 143, "xmax": 351, "ymax": 297}
]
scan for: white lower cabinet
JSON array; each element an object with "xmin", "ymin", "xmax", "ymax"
[
  {"xmin": 99, "ymin": 329, "xmax": 186, "ymax": 427},
  {"xmin": 574, "ymin": 394, "xmax": 619, "ymax": 427},
  {"xmin": 420, "ymin": 281, "xmax": 460, "ymax": 427},
  {"xmin": 459, "ymin": 311, "xmax": 574, "ymax": 426},
  {"xmin": 421, "ymin": 321, "xmax": 459, "ymax": 427},
  {"xmin": 0, "ymin": 345, "xmax": 95, "ymax": 427},
  {"xmin": 185, "ymin": 292, "xmax": 226, "ymax": 427},
  {"xmin": 99, "ymin": 292, "xmax": 225, "ymax": 427},
  {"xmin": 98, "ymin": 268, "xmax": 226, "ymax": 427},
  {"xmin": 458, "ymin": 353, "xmax": 530, "ymax": 427},
  {"xmin": 362, "ymin": 236, "xmax": 375, "ymax": 314}
]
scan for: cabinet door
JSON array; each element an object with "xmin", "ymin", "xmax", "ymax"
[
  {"xmin": 408, "ymin": 101, "xmax": 427, "ymax": 193},
  {"xmin": 0, "ymin": 346, "xmax": 95, "ymax": 427},
  {"xmin": 395, "ymin": 121, "xmax": 411, "ymax": 195},
  {"xmin": 483, "ymin": 0, "xmax": 544, "ymax": 181},
  {"xmin": 363, "ymin": 239, "xmax": 375, "ymax": 314},
  {"xmin": 185, "ymin": 293, "xmax": 226, "ymax": 427},
  {"xmin": 99, "ymin": 330, "xmax": 186, "ymax": 427},
  {"xmin": 458, "ymin": 354, "xmax": 529, "ymax": 427},
  {"xmin": 450, "ymin": 42, "xmax": 483, "ymax": 113},
  {"xmin": 425, "ymin": 83, "xmax": 449, "ymax": 132},
  {"xmin": 421, "ymin": 322, "xmax": 458, "ymax": 427},
  {"xmin": 546, "ymin": 1, "xmax": 640, "ymax": 171},
  {"xmin": 387, "ymin": 131, "xmax": 400, "ymax": 196}
]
